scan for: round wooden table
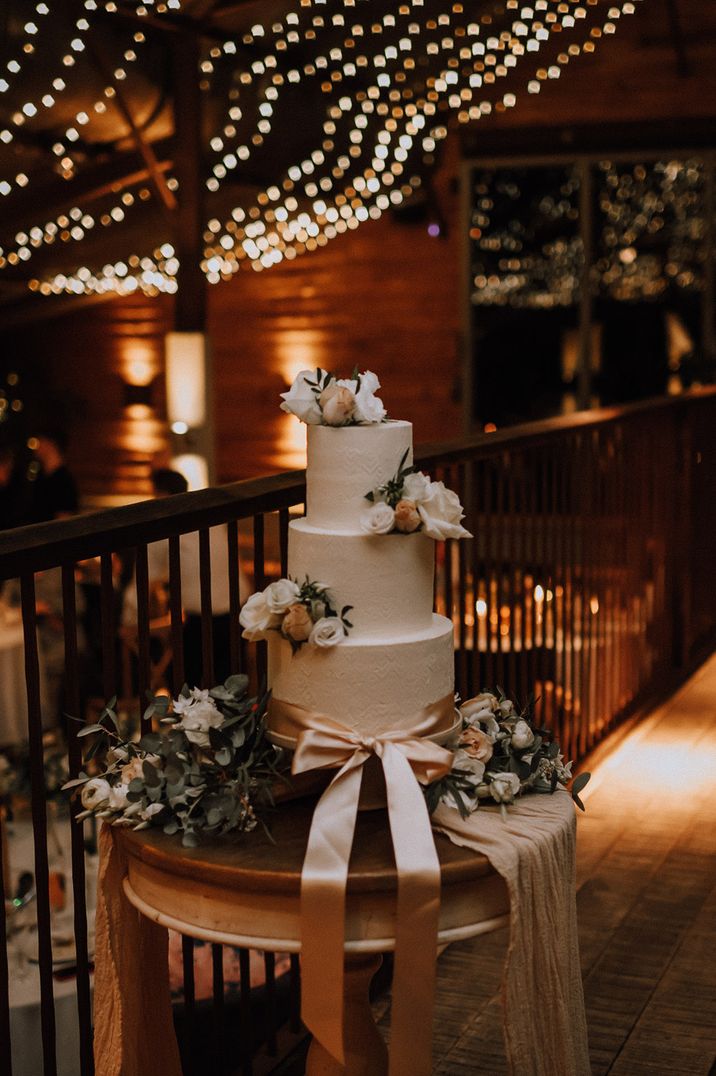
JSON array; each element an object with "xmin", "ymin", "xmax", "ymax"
[{"xmin": 118, "ymin": 803, "xmax": 510, "ymax": 1075}]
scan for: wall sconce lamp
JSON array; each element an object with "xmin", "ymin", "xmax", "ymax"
[
  {"xmin": 165, "ymin": 331, "xmax": 207, "ymax": 429},
  {"xmin": 164, "ymin": 331, "xmax": 214, "ymax": 490}
]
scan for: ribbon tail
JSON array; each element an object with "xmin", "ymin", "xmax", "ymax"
[
  {"xmin": 301, "ymin": 761, "xmax": 363, "ymax": 1065},
  {"xmin": 383, "ymin": 746, "xmax": 442, "ymax": 1076}
]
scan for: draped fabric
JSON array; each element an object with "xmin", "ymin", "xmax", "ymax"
[
  {"xmin": 433, "ymin": 791, "xmax": 591, "ymax": 1076},
  {"xmin": 93, "ymin": 826, "xmax": 183, "ymax": 1076}
]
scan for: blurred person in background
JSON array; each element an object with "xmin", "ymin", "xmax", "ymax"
[
  {"xmin": 0, "ymin": 443, "xmax": 33, "ymax": 530},
  {"xmin": 30, "ymin": 428, "xmax": 78, "ymax": 523},
  {"xmin": 122, "ymin": 468, "xmax": 249, "ymax": 689}
]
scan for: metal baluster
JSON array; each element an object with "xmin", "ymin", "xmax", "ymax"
[
  {"xmin": 289, "ymin": 953, "xmax": 301, "ymax": 1033},
  {"xmin": 457, "ymin": 462, "xmax": 469, "ymax": 697},
  {"xmin": 0, "ymin": 781, "xmax": 12, "ymax": 1076},
  {"xmin": 199, "ymin": 529, "xmax": 214, "ymax": 688},
  {"xmin": 20, "ymin": 573, "xmax": 57, "ymax": 1076},
  {"xmin": 61, "ymin": 565, "xmax": 93, "ymax": 1076},
  {"xmin": 227, "ymin": 520, "xmax": 242, "ymax": 675},
  {"xmin": 253, "ymin": 515, "xmax": 266, "ymax": 688},
  {"xmin": 135, "ymin": 544, "xmax": 151, "ymax": 733},
  {"xmin": 100, "ymin": 553, "xmax": 116, "ymax": 699},
  {"xmin": 504, "ymin": 451, "xmax": 517, "ymax": 696},
  {"xmin": 211, "ymin": 943, "xmax": 225, "ymax": 1073},
  {"xmin": 239, "ymin": 947, "xmax": 252, "ymax": 1076},
  {"xmin": 181, "ymin": 936, "xmax": 196, "ymax": 1073},
  {"xmin": 279, "ymin": 507, "xmax": 290, "ymax": 579},
  {"xmin": 263, "ymin": 951, "xmax": 277, "ymax": 1056},
  {"xmin": 168, "ymin": 536, "xmax": 184, "ymax": 693},
  {"xmin": 494, "ymin": 454, "xmax": 506, "ymax": 689}
]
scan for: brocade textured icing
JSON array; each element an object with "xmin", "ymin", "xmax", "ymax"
[
  {"xmin": 288, "ymin": 520, "xmax": 434, "ymax": 638},
  {"xmin": 267, "ymin": 616, "xmax": 455, "ymax": 736},
  {"xmin": 305, "ymin": 420, "xmax": 412, "ymax": 532},
  {"xmin": 268, "ymin": 415, "xmax": 456, "ymax": 741}
]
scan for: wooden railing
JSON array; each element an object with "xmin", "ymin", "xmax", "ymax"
[{"xmin": 0, "ymin": 388, "xmax": 714, "ymax": 1076}]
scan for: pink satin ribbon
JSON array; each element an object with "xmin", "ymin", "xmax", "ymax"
[{"xmin": 292, "ymin": 710, "xmax": 454, "ymax": 1075}]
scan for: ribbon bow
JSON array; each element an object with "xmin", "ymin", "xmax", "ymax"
[{"xmin": 292, "ymin": 711, "xmax": 453, "ymax": 1076}]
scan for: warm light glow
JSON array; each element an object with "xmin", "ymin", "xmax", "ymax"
[
  {"xmin": 534, "ymin": 584, "xmax": 545, "ymax": 602},
  {"xmin": 172, "ymin": 453, "xmax": 209, "ymax": 492},
  {"xmin": 123, "ymin": 347, "xmax": 155, "ymax": 387},
  {"xmin": 165, "ymin": 332, "xmax": 207, "ymax": 427},
  {"xmin": 475, "ymin": 599, "xmax": 487, "ymax": 617}
]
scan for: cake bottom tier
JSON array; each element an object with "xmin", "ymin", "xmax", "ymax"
[{"xmin": 267, "ymin": 614, "xmax": 456, "ymax": 741}]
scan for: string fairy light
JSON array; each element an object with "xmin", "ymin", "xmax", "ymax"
[{"xmin": 0, "ymin": 0, "xmax": 643, "ymax": 298}]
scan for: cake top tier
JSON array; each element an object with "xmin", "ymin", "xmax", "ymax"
[{"xmin": 306, "ymin": 421, "xmax": 412, "ymax": 532}]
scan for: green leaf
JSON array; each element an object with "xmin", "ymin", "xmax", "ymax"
[
  {"xmin": 571, "ymin": 771, "xmax": 591, "ymax": 796},
  {"xmin": 77, "ymin": 724, "xmax": 105, "ymax": 738}
]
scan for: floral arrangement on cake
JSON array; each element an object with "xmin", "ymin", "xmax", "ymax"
[
  {"xmin": 361, "ymin": 448, "xmax": 472, "ymax": 541},
  {"xmin": 424, "ymin": 691, "xmax": 590, "ymax": 819},
  {"xmin": 280, "ymin": 367, "xmax": 386, "ymax": 426},
  {"xmin": 63, "ymin": 677, "xmax": 283, "ymax": 848},
  {"xmin": 66, "ymin": 680, "xmax": 589, "ymax": 844},
  {"xmin": 240, "ymin": 576, "xmax": 353, "ymax": 653}
]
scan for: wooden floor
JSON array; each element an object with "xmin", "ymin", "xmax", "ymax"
[{"xmin": 381, "ymin": 655, "xmax": 716, "ymax": 1074}]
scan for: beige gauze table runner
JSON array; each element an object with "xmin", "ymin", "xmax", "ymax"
[
  {"xmin": 93, "ymin": 789, "xmax": 589, "ymax": 1076},
  {"xmin": 433, "ymin": 789, "xmax": 591, "ymax": 1076}
]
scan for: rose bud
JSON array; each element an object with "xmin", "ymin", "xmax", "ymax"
[{"xmin": 393, "ymin": 498, "xmax": 421, "ymax": 533}]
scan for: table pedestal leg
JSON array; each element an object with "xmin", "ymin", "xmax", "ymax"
[{"xmin": 306, "ymin": 953, "xmax": 388, "ymax": 1076}]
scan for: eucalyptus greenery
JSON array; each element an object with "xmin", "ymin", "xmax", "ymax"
[
  {"xmin": 424, "ymin": 690, "xmax": 590, "ymax": 820},
  {"xmin": 63, "ymin": 675, "xmax": 288, "ymax": 848},
  {"xmin": 364, "ymin": 447, "xmax": 417, "ymax": 507}
]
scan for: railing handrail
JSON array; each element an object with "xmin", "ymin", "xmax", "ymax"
[{"xmin": 2, "ymin": 386, "xmax": 714, "ymax": 580}]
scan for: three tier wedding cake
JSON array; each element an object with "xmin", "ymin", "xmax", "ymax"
[{"xmin": 239, "ymin": 368, "xmax": 471, "ymax": 747}]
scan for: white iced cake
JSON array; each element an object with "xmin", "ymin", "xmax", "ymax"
[{"xmin": 267, "ymin": 420, "xmax": 456, "ymax": 742}]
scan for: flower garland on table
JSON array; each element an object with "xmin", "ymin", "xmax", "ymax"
[
  {"xmin": 361, "ymin": 448, "xmax": 472, "ymax": 541},
  {"xmin": 425, "ymin": 691, "xmax": 591, "ymax": 819},
  {"xmin": 239, "ymin": 576, "xmax": 353, "ymax": 653},
  {"xmin": 66, "ymin": 679, "xmax": 590, "ymax": 844},
  {"xmin": 280, "ymin": 367, "xmax": 387, "ymax": 426},
  {"xmin": 63, "ymin": 677, "xmax": 286, "ymax": 848}
]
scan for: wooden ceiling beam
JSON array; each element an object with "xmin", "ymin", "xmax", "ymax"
[
  {"xmin": 86, "ymin": 40, "xmax": 177, "ymax": 216},
  {"xmin": 0, "ymin": 142, "xmax": 174, "ymax": 236},
  {"xmin": 664, "ymin": 0, "xmax": 690, "ymax": 77}
]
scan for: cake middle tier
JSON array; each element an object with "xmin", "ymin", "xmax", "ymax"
[
  {"xmin": 288, "ymin": 519, "xmax": 435, "ymax": 637},
  {"xmin": 267, "ymin": 614, "xmax": 455, "ymax": 739}
]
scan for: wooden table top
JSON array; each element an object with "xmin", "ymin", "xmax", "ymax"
[{"xmin": 118, "ymin": 800, "xmax": 496, "ymax": 896}]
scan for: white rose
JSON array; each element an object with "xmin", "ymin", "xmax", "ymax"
[
  {"xmin": 511, "ymin": 719, "xmax": 535, "ymax": 750},
  {"xmin": 172, "ymin": 687, "xmax": 211, "ymax": 714},
  {"xmin": 239, "ymin": 590, "xmax": 281, "ymax": 640},
  {"xmin": 80, "ymin": 778, "xmax": 111, "ymax": 811},
  {"xmin": 320, "ymin": 383, "xmax": 356, "ymax": 426},
  {"xmin": 308, "ymin": 616, "xmax": 346, "ymax": 648},
  {"xmin": 451, "ymin": 749, "xmax": 486, "ymax": 788},
  {"xmin": 489, "ymin": 772, "xmax": 521, "ymax": 804},
  {"xmin": 498, "ymin": 699, "xmax": 517, "ymax": 717},
  {"xmin": 108, "ymin": 782, "xmax": 130, "ymax": 811},
  {"xmin": 265, "ymin": 578, "xmax": 301, "ymax": 615},
  {"xmin": 353, "ymin": 370, "xmax": 387, "ymax": 424},
  {"xmin": 401, "ymin": 471, "xmax": 431, "ymax": 502},
  {"xmin": 177, "ymin": 698, "xmax": 224, "ymax": 747},
  {"xmin": 460, "ymin": 695, "xmax": 500, "ymax": 739},
  {"xmin": 279, "ymin": 369, "xmax": 324, "ymax": 425},
  {"xmin": 417, "ymin": 480, "xmax": 472, "ymax": 541},
  {"xmin": 360, "ymin": 502, "xmax": 395, "ymax": 535}
]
